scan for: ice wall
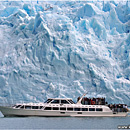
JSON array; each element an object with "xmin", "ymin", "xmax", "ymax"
[{"xmin": 0, "ymin": 1, "xmax": 130, "ymax": 105}]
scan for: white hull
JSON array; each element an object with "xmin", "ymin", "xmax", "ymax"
[{"xmin": 0, "ymin": 106, "xmax": 128, "ymax": 117}]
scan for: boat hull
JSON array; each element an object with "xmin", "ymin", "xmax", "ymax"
[{"xmin": 0, "ymin": 106, "xmax": 128, "ymax": 117}]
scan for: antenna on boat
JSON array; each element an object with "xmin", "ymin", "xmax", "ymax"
[{"xmin": 76, "ymin": 92, "xmax": 88, "ymax": 105}]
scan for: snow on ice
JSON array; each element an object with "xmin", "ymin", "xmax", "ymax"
[{"xmin": 0, "ymin": 1, "xmax": 130, "ymax": 105}]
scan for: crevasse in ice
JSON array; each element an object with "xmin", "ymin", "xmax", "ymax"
[{"xmin": 0, "ymin": 1, "xmax": 130, "ymax": 105}]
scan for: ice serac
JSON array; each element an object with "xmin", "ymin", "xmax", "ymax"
[
  {"xmin": 77, "ymin": 3, "xmax": 96, "ymax": 18},
  {"xmin": 0, "ymin": 1, "xmax": 130, "ymax": 105}
]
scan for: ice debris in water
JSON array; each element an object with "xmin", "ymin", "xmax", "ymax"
[{"xmin": 0, "ymin": 1, "xmax": 130, "ymax": 105}]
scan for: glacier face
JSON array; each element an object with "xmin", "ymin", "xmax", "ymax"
[{"xmin": 0, "ymin": 1, "xmax": 130, "ymax": 105}]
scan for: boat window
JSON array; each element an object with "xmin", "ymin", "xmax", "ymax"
[
  {"xmin": 51, "ymin": 100, "xmax": 59, "ymax": 104},
  {"xmin": 20, "ymin": 105, "xmax": 24, "ymax": 109},
  {"xmin": 61, "ymin": 100, "xmax": 69, "ymax": 104},
  {"xmin": 25, "ymin": 106, "xmax": 31, "ymax": 109},
  {"xmin": 32, "ymin": 106, "xmax": 39, "ymax": 109},
  {"xmin": 60, "ymin": 107, "xmax": 66, "ymax": 111},
  {"xmin": 82, "ymin": 108, "xmax": 88, "ymax": 111},
  {"xmin": 53, "ymin": 107, "xmax": 59, "ymax": 110},
  {"xmin": 44, "ymin": 99, "xmax": 52, "ymax": 103},
  {"xmin": 89, "ymin": 108, "xmax": 95, "ymax": 111},
  {"xmin": 40, "ymin": 106, "xmax": 43, "ymax": 109},
  {"xmin": 68, "ymin": 100, "xmax": 75, "ymax": 104},
  {"xmin": 67, "ymin": 108, "xmax": 73, "ymax": 111},
  {"xmin": 96, "ymin": 108, "xmax": 103, "ymax": 111},
  {"xmin": 44, "ymin": 107, "xmax": 52, "ymax": 110},
  {"xmin": 74, "ymin": 108, "xmax": 81, "ymax": 111},
  {"xmin": 16, "ymin": 105, "xmax": 21, "ymax": 108}
]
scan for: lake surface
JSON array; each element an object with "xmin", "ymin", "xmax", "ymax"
[{"xmin": 0, "ymin": 112, "xmax": 130, "ymax": 129}]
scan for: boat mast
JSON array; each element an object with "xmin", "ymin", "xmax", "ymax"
[{"xmin": 76, "ymin": 92, "xmax": 87, "ymax": 105}]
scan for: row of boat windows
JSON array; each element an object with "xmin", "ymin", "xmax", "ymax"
[
  {"xmin": 44, "ymin": 107, "xmax": 102, "ymax": 111},
  {"xmin": 15, "ymin": 105, "xmax": 43, "ymax": 109},
  {"xmin": 15, "ymin": 105, "xmax": 102, "ymax": 111},
  {"xmin": 44, "ymin": 99, "xmax": 75, "ymax": 104}
]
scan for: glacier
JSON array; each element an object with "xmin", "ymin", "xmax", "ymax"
[{"xmin": 0, "ymin": 1, "xmax": 130, "ymax": 105}]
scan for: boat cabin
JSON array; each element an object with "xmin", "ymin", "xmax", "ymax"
[{"xmin": 12, "ymin": 98, "xmax": 107, "ymax": 112}]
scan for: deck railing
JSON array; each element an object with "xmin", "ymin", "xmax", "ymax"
[{"xmin": 0, "ymin": 100, "xmax": 45, "ymax": 107}]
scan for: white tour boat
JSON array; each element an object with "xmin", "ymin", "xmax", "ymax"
[{"xmin": 0, "ymin": 94, "xmax": 129, "ymax": 117}]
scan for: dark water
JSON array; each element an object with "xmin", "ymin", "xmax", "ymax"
[{"xmin": 0, "ymin": 112, "xmax": 130, "ymax": 129}]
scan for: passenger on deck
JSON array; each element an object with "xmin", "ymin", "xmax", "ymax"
[{"xmin": 123, "ymin": 104, "xmax": 128, "ymax": 112}]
